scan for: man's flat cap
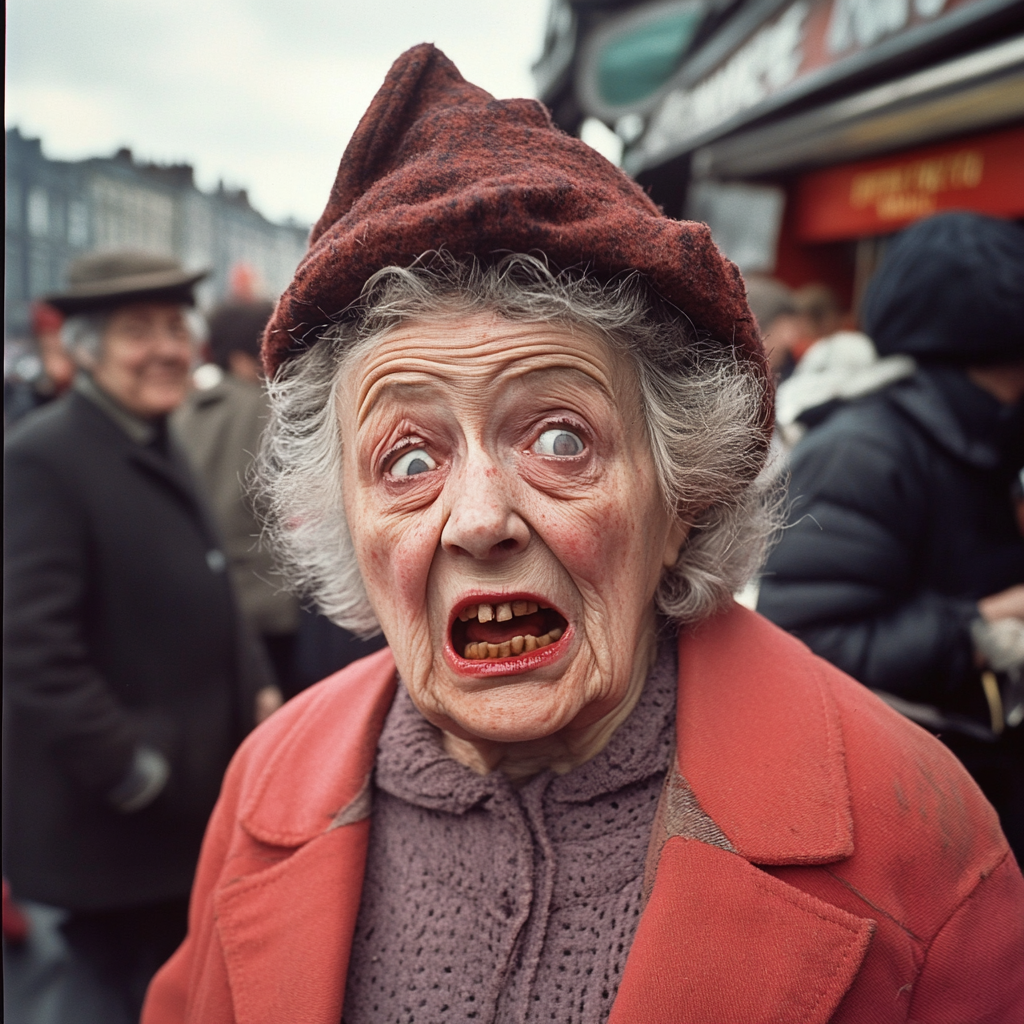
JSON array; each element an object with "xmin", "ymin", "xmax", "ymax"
[{"xmin": 45, "ymin": 250, "xmax": 208, "ymax": 315}]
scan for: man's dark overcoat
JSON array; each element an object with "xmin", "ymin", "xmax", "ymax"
[{"xmin": 3, "ymin": 389, "xmax": 265, "ymax": 910}]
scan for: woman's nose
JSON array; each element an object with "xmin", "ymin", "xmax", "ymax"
[{"xmin": 441, "ymin": 458, "xmax": 530, "ymax": 560}]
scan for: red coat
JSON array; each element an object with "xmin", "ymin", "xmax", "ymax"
[{"xmin": 143, "ymin": 604, "xmax": 1024, "ymax": 1023}]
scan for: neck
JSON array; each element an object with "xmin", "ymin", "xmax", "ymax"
[{"xmin": 442, "ymin": 624, "xmax": 658, "ymax": 783}]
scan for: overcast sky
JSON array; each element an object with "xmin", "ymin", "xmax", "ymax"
[{"xmin": 6, "ymin": 0, "xmax": 550, "ymax": 225}]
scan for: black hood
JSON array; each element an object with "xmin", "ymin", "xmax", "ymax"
[{"xmin": 862, "ymin": 212, "xmax": 1024, "ymax": 364}]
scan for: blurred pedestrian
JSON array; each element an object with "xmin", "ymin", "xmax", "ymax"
[
  {"xmin": 173, "ymin": 300, "xmax": 300, "ymax": 693},
  {"xmin": 3, "ymin": 250, "xmax": 277, "ymax": 1023},
  {"xmin": 759, "ymin": 212, "xmax": 1024, "ymax": 857},
  {"xmin": 743, "ymin": 275, "xmax": 810, "ymax": 380},
  {"xmin": 773, "ymin": 330, "xmax": 915, "ymax": 448},
  {"xmin": 773, "ymin": 283, "xmax": 914, "ymax": 448},
  {"xmin": 34, "ymin": 300, "xmax": 76, "ymax": 398},
  {"xmin": 3, "ymin": 303, "xmax": 74, "ymax": 428},
  {"xmin": 793, "ymin": 282, "xmax": 845, "ymax": 344}
]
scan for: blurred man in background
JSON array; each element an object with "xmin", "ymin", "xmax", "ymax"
[
  {"xmin": 3, "ymin": 302, "xmax": 75, "ymax": 427},
  {"xmin": 743, "ymin": 275, "xmax": 810, "ymax": 380},
  {"xmin": 174, "ymin": 295, "xmax": 386, "ymax": 699},
  {"xmin": 3, "ymin": 251, "xmax": 276, "ymax": 1023},
  {"xmin": 758, "ymin": 213, "xmax": 1024, "ymax": 857},
  {"xmin": 793, "ymin": 283, "xmax": 845, "ymax": 344},
  {"xmin": 173, "ymin": 299, "xmax": 299, "ymax": 695},
  {"xmin": 773, "ymin": 283, "xmax": 914, "ymax": 449}
]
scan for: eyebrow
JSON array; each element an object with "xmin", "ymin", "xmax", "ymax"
[
  {"xmin": 358, "ymin": 379, "xmax": 441, "ymax": 425},
  {"xmin": 358, "ymin": 363, "xmax": 615, "ymax": 427}
]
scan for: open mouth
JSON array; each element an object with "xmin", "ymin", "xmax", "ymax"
[{"xmin": 451, "ymin": 598, "xmax": 568, "ymax": 662}]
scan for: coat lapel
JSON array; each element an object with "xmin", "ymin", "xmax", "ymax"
[
  {"xmin": 129, "ymin": 444, "xmax": 218, "ymax": 544},
  {"xmin": 214, "ymin": 823, "xmax": 372, "ymax": 1024},
  {"xmin": 617, "ymin": 604, "xmax": 871, "ymax": 1022},
  {"xmin": 612, "ymin": 839, "xmax": 874, "ymax": 1024},
  {"xmin": 674, "ymin": 603, "xmax": 854, "ymax": 865},
  {"xmin": 213, "ymin": 650, "xmax": 398, "ymax": 1024},
  {"xmin": 72, "ymin": 388, "xmax": 214, "ymax": 539}
]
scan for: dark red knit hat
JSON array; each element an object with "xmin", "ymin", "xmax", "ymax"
[{"xmin": 264, "ymin": 43, "xmax": 770, "ymax": 423}]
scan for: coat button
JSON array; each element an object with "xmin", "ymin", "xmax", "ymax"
[{"xmin": 206, "ymin": 550, "xmax": 227, "ymax": 573}]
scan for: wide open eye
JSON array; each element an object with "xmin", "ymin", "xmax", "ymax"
[
  {"xmin": 533, "ymin": 428, "xmax": 585, "ymax": 457},
  {"xmin": 390, "ymin": 448, "xmax": 437, "ymax": 477}
]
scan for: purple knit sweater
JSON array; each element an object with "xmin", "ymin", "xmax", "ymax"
[{"xmin": 342, "ymin": 639, "xmax": 677, "ymax": 1024}]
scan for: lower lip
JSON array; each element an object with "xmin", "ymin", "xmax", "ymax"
[{"xmin": 443, "ymin": 627, "xmax": 573, "ymax": 677}]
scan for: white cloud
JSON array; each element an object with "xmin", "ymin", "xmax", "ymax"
[{"xmin": 5, "ymin": 0, "xmax": 548, "ymax": 224}]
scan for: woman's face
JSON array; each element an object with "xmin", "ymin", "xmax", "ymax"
[{"xmin": 340, "ymin": 313, "xmax": 686, "ymax": 748}]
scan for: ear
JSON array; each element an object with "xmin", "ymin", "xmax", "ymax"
[{"xmin": 662, "ymin": 516, "xmax": 690, "ymax": 568}]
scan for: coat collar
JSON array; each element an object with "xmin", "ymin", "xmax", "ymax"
[
  {"xmin": 613, "ymin": 605, "xmax": 868, "ymax": 1024},
  {"xmin": 74, "ymin": 371, "xmax": 157, "ymax": 445},
  {"xmin": 235, "ymin": 605, "xmax": 854, "ymax": 862},
  {"xmin": 675, "ymin": 602, "xmax": 854, "ymax": 865},
  {"xmin": 238, "ymin": 647, "xmax": 398, "ymax": 846},
  {"xmin": 218, "ymin": 610, "xmax": 865, "ymax": 1024},
  {"xmin": 69, "ymin": 388, "xmax": 213, "ymax": 534}
]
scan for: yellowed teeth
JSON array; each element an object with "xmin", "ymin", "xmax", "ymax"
[
  {"xmin": 458, "ymin": 601, "xmax": 539, "ymax": 623},
  {"xmin": 463, "ymin": 627, "xmax": 563, "ymax": 660}
]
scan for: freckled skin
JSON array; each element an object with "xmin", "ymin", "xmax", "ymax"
[{"xmin": 339, "ymin": 313, "xmax": 687, "ymax": 776}]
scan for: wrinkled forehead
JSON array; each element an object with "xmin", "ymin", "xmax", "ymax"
[{"xmin": 347, "ymin": 314, "xmax": 637, "ymax": 427}]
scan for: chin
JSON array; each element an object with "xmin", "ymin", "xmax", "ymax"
[
  {"xmin": 437, "ymin": 674, "xmax": 589, "ymax": 744},
  {"xmin": 138, "ymin": 389, "xmax": 188, "ymax": 417}
]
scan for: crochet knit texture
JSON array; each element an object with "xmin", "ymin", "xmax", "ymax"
[{"xmin": 342, "ymin": 638, "xmax": 678, "ymax": 1023}]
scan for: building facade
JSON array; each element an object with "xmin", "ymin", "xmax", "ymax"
[
  {"xmin": 535, "ymin": 0, "xmax": 1024, "ymax": 307},
  {"xmin": 5, "ymin": 127, "xmax": 308, "ymax": 344}
]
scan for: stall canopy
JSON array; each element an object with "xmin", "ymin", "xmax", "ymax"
[
  {"xmin": 625, "ymin": 0, "xmax": 1024, "ymax": 175},
  {"xmin": 795, "ymin": 123, "xmax": 1024, "ymax": 241}
]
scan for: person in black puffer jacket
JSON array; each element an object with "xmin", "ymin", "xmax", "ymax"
[{"xmin": 758, "ymin": 212, "xmax": 1024, "ymax": 858}]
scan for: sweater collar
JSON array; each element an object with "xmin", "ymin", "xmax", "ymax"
[{"xmin": 373, "ymin": 635, "xmax": 677, "ymax": 813}]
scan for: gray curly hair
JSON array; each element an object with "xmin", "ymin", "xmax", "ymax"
[{"xmin": 257, "ymin": 254, "xmax": 778, "ymax": 637}]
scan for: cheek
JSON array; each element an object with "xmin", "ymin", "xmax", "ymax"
[
  {"xmin": 544, "ymin": 482, "xmax": 659, "ymax": 595},
  {"xmin": 354, "ymin": 505, "xmax": 440, "ymax": 621}
]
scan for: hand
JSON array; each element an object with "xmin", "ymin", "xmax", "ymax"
[
  {"xmin": 255, "ymin": 685, "xmax": 284, "ymax": 724},
  {"xmin": 978, "ymin": 584, "xmax": 1024, "ymax": 623}
]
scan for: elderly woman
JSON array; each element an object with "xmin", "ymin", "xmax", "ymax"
[{"xmin": 143, "ymin": 47, "xmax": 1023, "ymax": 1024}]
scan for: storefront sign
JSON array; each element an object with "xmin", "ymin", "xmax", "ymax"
[
  {"xmin": 794, "ymin": 124, "xmax": 1024, "ymax": 240},
  {"xmin": 634, "ymin": 0, "xmax": 987, "ymax": 165}
]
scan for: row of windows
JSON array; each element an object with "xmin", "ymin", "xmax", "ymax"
[
  {"xmin": 4, "ymin": 244, "xmax": 64, "ymax": 299},
  {"xmin": 8, "ymin": 178, "xmax": 304, "ymax": 286},
  {"xmin": 8, "ymin": 180, "xmax": 91, "ymax": 246}
]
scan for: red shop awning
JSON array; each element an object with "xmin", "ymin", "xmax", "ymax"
[{"xmin": 794, "ymin": 124, "xmax": 1024, "ymax": 242}]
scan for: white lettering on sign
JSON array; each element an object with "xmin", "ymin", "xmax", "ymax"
[
  {"xmin": 827, "ymin": 0, "xmax": 948, "ymax": 54},
  {"xmin": 631, "ymin": 0, "xmax": 961, "ymax": 169},
  {"xmin": 641, "ymin": 2, "xmax": 809, "ymax": 162}
]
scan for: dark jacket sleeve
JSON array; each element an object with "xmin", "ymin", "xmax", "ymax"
[
  {"xmin": 3, "ymin": 445, "xmax": 138, "ymax": 794},
  {"xmin": 757, "ymin": 428, "xmax": 977, "ymax": 701}
]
